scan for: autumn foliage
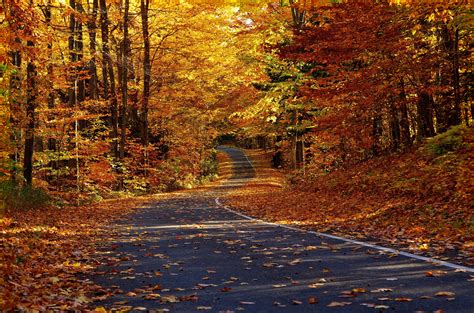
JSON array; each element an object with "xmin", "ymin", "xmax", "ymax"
[
  {"xmin": 0, "ymin": 0, "xmax": 473, "ymax": 310},
  {"xmin": 227, "ymin": 126, "xmax": 473, "ymax": 263}
]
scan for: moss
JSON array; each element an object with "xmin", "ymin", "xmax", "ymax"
[{"xmin": 425, "ymin": 125, "xmax": 469, "ymax": 156}]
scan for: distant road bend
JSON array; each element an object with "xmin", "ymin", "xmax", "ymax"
[{"xmin": 91, "ymin": 146, "xmax": 474, "ymax": 312}]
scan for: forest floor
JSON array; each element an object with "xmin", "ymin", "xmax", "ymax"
[
  {"xmin": 0, "ymin": 196, "xmax": 162, "ymax": 309},
  {"xmin": 225, "ymin": 127, "xmax": 474, "ymax": 267}
]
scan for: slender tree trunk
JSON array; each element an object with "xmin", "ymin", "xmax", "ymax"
[
  {"xmin": 119, "ymin": 0, "xmax": 130, "ymax": 160},
  {"xmin": 99, "ymin": 0, "xmax": 118, "ymax": 158},
  {"xmin": 140, "ymin": 0, "xmax": 150, "ymax": 174},
  {"xmin": 69, "ymin": 0, "xmax": 77, "ymax": 107},
  {"xmin": 87, "ymin": 0, "xmax": 98, "ymax": 100},
  {"xmin": 372, "ymin": 115, "xmax": 383, "ymax": 155},
  {"xmin": 76, "ymin": 1, "xmax": 86, "ymax": 103},
  {"xmin": 46, "ymin": 1, "xmax": 56, "ymax": 153},
  {"xmin": 288, "ymin": 0, "xmax": 306, "ymax": 30},
  {"xmin": 99, "ymin": 0, "xmax": 109, "ymax": 100},
  {"xmin": 24, "ymin": 0, "xmax": 37, "ymax": 186},
  {"xmin": 389, "ymin": 102, "xmax": 401, "ymax": 151},
  {"xmin": 450, "ymin": 28, "xmax": 461, "ymax": 126},
  {"xmin": 438, "ymin": 23, "xmax": 462, "ymax": 130},
  {"xmin": 7, "ymin": 1, "xmax": 21, "ymax": 183},
  {"xmin": 399, "ymin": 79, "xmax": 411, "ymax": 147},
  {"xmin": 417, "ymin": 91, "xmax": 435, "ymax": 139}
]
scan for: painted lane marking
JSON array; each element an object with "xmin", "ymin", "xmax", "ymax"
[
  {"xmin": 214, "ymin": 147, "xmax": 474, "ymax": 273},
  {"xmin": 215, "ymin": 198, "xmax": 474, "ymax": 273}
]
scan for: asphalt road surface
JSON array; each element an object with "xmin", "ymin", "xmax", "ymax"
[{"xmin": 90, "ymin": 146, "xmax": 474, "ymax": 312}]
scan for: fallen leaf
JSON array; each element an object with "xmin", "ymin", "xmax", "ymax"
[
  {"xmin": 272, "ymin": 284, "xmax": 287, "ymax": 288},
  {"xmin": 435, "ymin": 291, "xmax": 455, "ymax": 297},
  {"xmin": 288, "ymin": 258, "xmax": 302, "ymax": 265},
  {"xmin": 371, "ymin": 288, "xmax": 393, "ymax": 293},
  {"xmin": 327, "ymin": 301, "xmax": 351, "ymax": 307},
  {"xmin": 395, "ymin": 297, "xmax": 413, "ymax": 302},
  {"xmin": 161, "ymin": 295, "xmax": 179, "ymax": 303},
  {"xmin": 143, "ymin": 293, "xmax": 160, "ymax": 300}
]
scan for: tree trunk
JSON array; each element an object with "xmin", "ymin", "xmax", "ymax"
[
  {"xmin": 288, "ymin": 0, "xmax": 306, "ymax": 30},
  {"xmin": 68, "ymin": 0, "xmax": 77, "ymax": 107},
  {"xmin": 8, "ymin": 1, "xmax": 22, "ymax": 183},
  {"xmin": 76, "ymin": 1, "xmax": 86, "ymax": 103},
  {"xmin": 417, "ymin": 91, "xmax": 435, "ymax": 139},
  {"xmin": 99, "ymin": 0, "xmax": 118, "ymax": 159},
  {"xmin": 119, "ymin": 0, "xmax": 130, "ymax": 160},
  {"xmin": 24, "ymin": 0, "xmax": 37, "ymax": 186},
  {"xmin": 87, "ymin": 0, "xmax": 98, "ymax": 100},
  {"xmin": 399, "ymin": 79, "xmax": 411, "ymax": 148},
  {"xmin": 450, "ymin": 28, "xmax": 461, "ymax": 126},
  {"xmin": 389, "ymin": 103, "xmax": 401, "ymax": 151},
  {"xmin": 140, "ymin": 0, "xmax": 150, "ymax": 177},
  {"xmin": 45, "ymin": 1, "xmax": 56, "ymax": 153},
  {"xmin": 140, "ymin": 0, "xmax": 150, "ymax": 150},
  {"xmin": 372, "ymin": 115, "xmax": 383, "ymax": 155}
]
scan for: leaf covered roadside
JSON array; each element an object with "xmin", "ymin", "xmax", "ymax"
[
  {"xmin": 224, "ymin": 128, "xmax": 474, "ymax": 264},
  {"xmin": 0, "ymin": 197, "xmax": 155, "ymax": 311}
]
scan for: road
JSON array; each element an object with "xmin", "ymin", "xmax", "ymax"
[{"xmin": 90, "ymin": 146, "xmax": 474, "ymax": 312}]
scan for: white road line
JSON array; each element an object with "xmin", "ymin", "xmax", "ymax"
[
  {"xmin": 214, "ymin": 197, "xmax": 474, "ymax": 273},
  {"xmin": 242, "ymin": 152, "xmax": 256, "ymax": 171}
]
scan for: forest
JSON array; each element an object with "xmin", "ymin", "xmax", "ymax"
[
  {"xmin": 0, "ymin": 0, "xmax": 473, "ymax": 310},
  {"xmin": 0, "ymin": 0, "xmax": 472, "ymax": 201}
]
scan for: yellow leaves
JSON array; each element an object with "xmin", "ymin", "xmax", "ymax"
[
  {"xmin": 435, "ymin": 291, "xmax": 455, "ymax": 297},
  {"xmin": 62, "ymin": 260, "xmax": 82, "ymax": 268},
  {"xmin": 427, "ymin": 13, "xmax": 436, "ymax": 22},
  {"xmin": 418, "ymin": 243, "xmax": 429, "ymax": 251}
]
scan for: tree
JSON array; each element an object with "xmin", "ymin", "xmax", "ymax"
[
  {"xmin": 140, "ymin": 0, "xmax": 150, "ymax": 174},
  {"xmin": 23, "ymin": 0, "xmax": 37, "ymax": 185},
  {"xmin": 119, "ymin": 0, "xmax": 130, "ymax": 160}
]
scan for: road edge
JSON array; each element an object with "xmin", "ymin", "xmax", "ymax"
[{"xmin": 215, "ymin": 197, "xmax": 474, "ymax": 273}]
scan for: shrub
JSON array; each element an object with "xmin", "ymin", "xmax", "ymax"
[
  {"xmin": 426, "ymin": 125, "xmax": 469, "ymax": 156},
  {"xmin": 0, "ymin": 180, "xmax": 50, "ymax": 210},
  {"xmin": 201, "ymin": 149, "xmax": 218, "ymax": 179}
]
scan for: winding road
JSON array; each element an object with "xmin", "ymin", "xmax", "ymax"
[{"xmin": 91, "ymin": 146, "xmax": 474, "ymax": 312}]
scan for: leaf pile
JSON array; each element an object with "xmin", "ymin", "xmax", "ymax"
[{"xmin": 0, "ymin": 197, "xmax": 154, "ymax": 310}]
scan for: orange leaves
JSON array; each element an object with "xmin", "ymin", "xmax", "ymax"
[
  {"xmin": 0, "ymin": 196, "xmax": 151, "ymax": 310},
  {"xmin": 225, "ymin": 129, "xmax": 474, "ymax": 261}
]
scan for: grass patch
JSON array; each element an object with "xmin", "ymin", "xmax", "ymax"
[
  {"xmin": 0, "ymin": 180, "xmax": 50, "ymax": 211},
  {"xmin": 425, "ymin": 125, "xmax": 468, "ymax": 156}
]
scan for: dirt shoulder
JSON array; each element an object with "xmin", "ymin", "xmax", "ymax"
[{"xmin": 223, "ymin": 130, "xmax": 474, "ymax": 266}]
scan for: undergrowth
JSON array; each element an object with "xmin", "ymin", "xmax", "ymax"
[{"xmin": 0, "ymin": 181, "xmax": 50, "ymax": 211}]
